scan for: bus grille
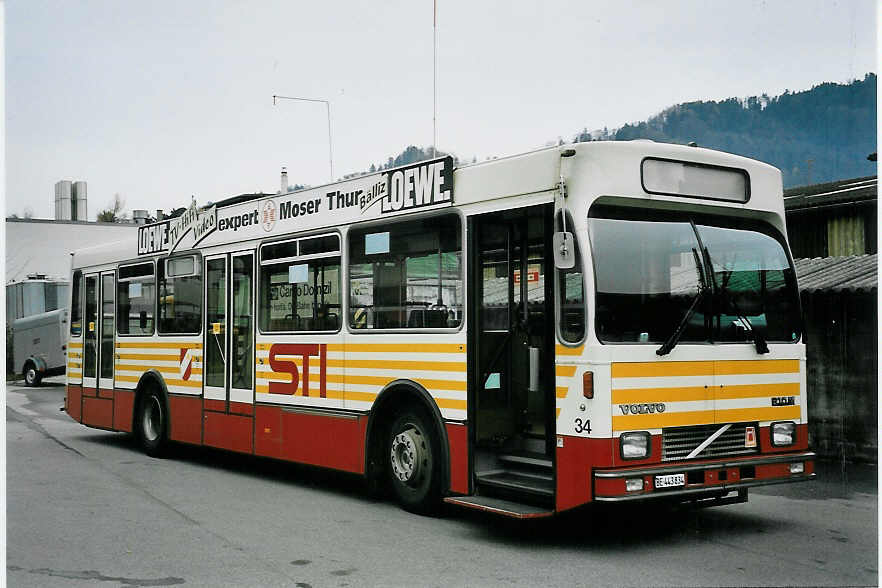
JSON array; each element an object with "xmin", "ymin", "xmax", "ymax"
[{"xmin": 662, "ymin": 423, "xmax": 760, "ymax": 462}]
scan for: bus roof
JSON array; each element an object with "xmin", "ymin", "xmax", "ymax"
[{"xmin": 71, "ymin": 140, "xmax": 783, "ymax": 269}]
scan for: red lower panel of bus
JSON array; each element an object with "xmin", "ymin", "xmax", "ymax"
[
  {"xmin": 556, "ymin": 436, "xmax": 615, "ymax": 511},
  {"xmin": 254, "ymin": 406, "xmax": 367, "ymax": 474},
  {"xmin": 446, "ymin": 422, "xmax": 469, "ymax": 494},
  {"xmin": 98, "ymin": 388, "xmax": 114, "ymax": 399},
  {"xmin": 203, "ymin": 398, "xmax": 226, "ymax": 412},
  {"xmin": 82, "ymin": 396, "xmax": 113, "ymax": 429},
  {"xmin": 204, "ymin": 412, "xmax": 253, "ymax": 454},
  {"xmin": 230, "ymin": 401, "xmax": 253, "ymax": 416},
  {"xmin": 169, "ymin": 395, "xmax": 202, "ymax": 445},
  {"xmin": 67, "ymin": 385, "xmax": 82, "ymax": 422},
  {"xmin": 113, "ymin": 389, "xmax": 135, "ymax": 432}
]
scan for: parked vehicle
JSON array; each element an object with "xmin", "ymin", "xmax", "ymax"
[{"xmin": 13, "ymin": 308, "xmax": 68, "ymax": 386}]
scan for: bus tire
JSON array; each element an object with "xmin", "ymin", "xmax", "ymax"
[
  {"xmin": 135, "ymin": 386, "xmax": 168, "ymax": 458},
  {"xmin": 23, "ymin": 361, "xmax": 41, "ymax": 387},
  {"xmin": 387, "ymin": 406, "xmax": 442, "ymax": 515}
]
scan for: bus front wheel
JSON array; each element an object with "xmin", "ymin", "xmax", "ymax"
[
  {"xmin": 136, "ymin": 387, "xmax": 168, "ymax": 458},
  {"xmin": 387, "ymin": 407, "xmax": 442, "ymax": 514}
]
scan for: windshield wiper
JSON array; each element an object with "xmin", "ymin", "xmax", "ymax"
[
  {"xmin": 657, "ymin": 247, "xmax": 707, "ymax": 356},
  {"xmin": 718, "ymin": 269, "xmax": 769, "ymax": 354}
]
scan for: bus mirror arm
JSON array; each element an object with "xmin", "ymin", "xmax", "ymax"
[{"xmin": 554, "ymin": 170, "xmax": 575, "ymax": 269}]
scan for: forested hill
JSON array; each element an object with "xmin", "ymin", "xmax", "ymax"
[
  {"xmin": 604, "ymin": 74, "xmax": 876, "ymax": 187},
  {"xmin": 342, "ymin": 74, "xmax": 875, "ymax": 190}
]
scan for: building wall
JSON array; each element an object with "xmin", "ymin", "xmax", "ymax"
[
  {"xmin": 802, "ymin": 290, "xmax": 878, "ymax": 462},
  {"xmin": 5, "ymin": 219, "xmax": 137, "ymax": 283}
]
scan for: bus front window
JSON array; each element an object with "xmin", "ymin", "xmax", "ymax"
[{"xmin": 588, "ymin": 207, "xmax": 801, "ymax": 345}]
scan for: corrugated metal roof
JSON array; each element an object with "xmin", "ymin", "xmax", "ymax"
[
  {"xmin": 794, "ymin": 254, "xmax": 878, "ymax": 293},
  {"xmin": 784, "ymin": 176, "xmax": 877, "ymax": 211}
]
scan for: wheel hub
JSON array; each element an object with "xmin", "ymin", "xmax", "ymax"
[
  {"xmin": 390, "ymin": 428, "xmax": 424, "ymax": 484},
  {"xmin": 143, "ymin": 397, "xmax": 162, "ymax": 442}
]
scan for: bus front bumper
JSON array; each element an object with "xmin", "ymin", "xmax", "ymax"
[{"xmin": 593, "ymin": 452, "xmax": 816, "ymax": 502}]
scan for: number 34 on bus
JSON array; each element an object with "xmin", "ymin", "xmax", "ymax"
[{"xmin": 66, "ymin": 141, "xmax": 814, "ymax": 518}]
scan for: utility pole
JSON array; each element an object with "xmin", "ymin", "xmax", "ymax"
[{"xmin": 432, "ymin": 0, "xmax": 437, "ymax": 158}]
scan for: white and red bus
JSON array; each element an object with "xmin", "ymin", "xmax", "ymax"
[{"xmin": 66, "ymin": 141, "xmax": 815, "ymax": 517}]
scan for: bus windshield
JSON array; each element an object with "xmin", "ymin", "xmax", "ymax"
[{"xmin": 589, "ymin": 207, "xmax": 801, "ymax": 345}]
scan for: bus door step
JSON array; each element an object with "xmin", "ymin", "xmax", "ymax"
[{"xmin": 443, "ymin": 496, "xmax": 554, "ymax": 519}]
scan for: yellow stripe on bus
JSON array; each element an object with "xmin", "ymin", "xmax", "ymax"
[
  {"xmin": 255, "ymin": 342, "xmax": 465, "ymax": 354},
  {"xmin": 555, "ymin": 365, "xmax": 577, "ymax": 377},
  {"xmin": 327, "ymin": 358, "xmax": 466, "ymax": 372},
  {"xmin": 251, "ymin": 387, "xmax": 463, "ymax": 410},
  {"xmin": 714, "ymin": 360, "xmax": 800, "ymax": 375},
  {"xmin": 255, "ymin": 358, "xmax": 465, "ymax": 373},
  {"xmin": 612, "ymin": 383, "xmax": 799, "ymax": 404},
  {"xmin": 435, "ymin": 398, "xmax": 467, "ymax": 410},
  {"xmin": 68, "ymin": 342, "xmax": 83, "ymax": 348},
  {"xmin": 333, "ymin": 374, "xmax": 466, "ymax": 391},
  {"xmin": 714, "ymin": 382, "xmax": 800, "ymax": 400},
  {"xmin": 612, "ymin": 405, "xmax": 801, "ymax": 430},
  {"xmin": 555, "ymin": 344, "xmax": 584, "ymax": 356},
  {"xmin": 115, "ymin": 374, "xmax": 201, "ymax": 388},
  {"xmin": 256, "ymin": 372, "xmax": 466, "ymax": 392},
  {"xmin": 116, "ymin": 352, "xmax": 202, "ymax": 361},
  {"xmin": 612, "ymin": 386, "xmax": 712, "ymax": 404},
  {"xmin": 555, "ymin": 386, "xmax": 568, "ymax": 399},
  {"xmin": 116, "ymin": 364, "xmax": 203, "ymax": 376},
  {"xmin": 611, "ymin": 359, "xmax": 800, "ymax": 379},
  {"xmin": 116, "ymin": 341, "xmax": 203, "ymax": 349},
  {"xmin": 612, "ymin": 361, "xmax": 715, "ymax": 378}
]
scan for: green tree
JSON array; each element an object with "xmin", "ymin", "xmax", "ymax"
[{"xmin": 97, "ymin": 193, "xmax": 127, "ymax": 222}]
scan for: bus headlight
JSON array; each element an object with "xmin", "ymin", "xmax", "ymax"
[
  {"xmin": 771, "ymin": 422, "xmax": 796, "ymax": 447},
  {"xmin": 620, "ymin": 431, "xmax": 651, "ymax": 460}
]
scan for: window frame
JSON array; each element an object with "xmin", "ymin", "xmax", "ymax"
[
  {"xmin": 116, "ymin": 259, "xmax": 156, "ymax": 337},
  {"xmin": 346, "ymin": 210, "xmax": 465, "ymax": 334},
  {"xmin": 258, "ymin": 231, "xmax": 343, "ymax": 335},
  {"xmin": 640, "ymin": 157, "xmax": 751, "ymax": 204},
  {"xmin": 157, "ymin": 252, "xmax": 204, "ymax": 336},
  {"xmin": 70, "ymin": 270, "xmax": 83, "ymax": 338},
  {"xmin": 586, "ymin": 203, "xmax": 803, "ymax": 345},
  {"xmin": 554, "ymin": 210, "xmax": 587, "ymax": 347}
]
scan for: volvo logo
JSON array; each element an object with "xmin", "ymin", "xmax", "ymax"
[{"xmin": 619, "ymin": 403, "xmax": 666, "ymax": 415}]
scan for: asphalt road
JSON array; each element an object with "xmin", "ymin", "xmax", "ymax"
[{"xmin": 6, "ymin": 378, "xmax": 878, "ymax": 587}]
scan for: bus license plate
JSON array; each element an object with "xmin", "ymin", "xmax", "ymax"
[{"xmin": 655, "ymin": 473, "xmax": 685, "ymax": 489}]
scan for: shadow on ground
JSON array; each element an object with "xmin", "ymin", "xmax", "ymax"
[{"xmin": 74, "ymin": 430, "xmax": 876, "ymax": 551}]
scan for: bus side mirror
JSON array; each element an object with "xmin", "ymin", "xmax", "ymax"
[{"xmin": 553, "ymin": 232, "xmax": 575, "ymax": 269}]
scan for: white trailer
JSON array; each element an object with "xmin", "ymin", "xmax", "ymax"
[{"xmin": 13, "ymin": 308, "xmax": 68, "ymax": 386}]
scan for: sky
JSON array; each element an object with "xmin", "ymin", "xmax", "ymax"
[{"xmin": 5, "ymin": 0, "xmax": 877, "ymax": 220}]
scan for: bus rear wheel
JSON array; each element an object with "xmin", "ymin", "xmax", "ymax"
[
  {"xmin": 387, "ymin": 407, "xmax": 441, "ymax": 514},
  {"xmin": 136, "ymin": 387, "xmax": 168, "ymax": 457}
]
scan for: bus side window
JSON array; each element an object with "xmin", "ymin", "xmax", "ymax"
[
  {"xmin": 158, "ymin": 255, "xmax": 203, "ymax": 335},
  {"xmin": 348, "ymin": 213, "xmax": 462, "ymax": 330},
  {"xmin": 259, "ymin": 234, "xmax": 341, "ymax": 333},
  {"xmin": 70, "ymin": 270, "xmax": 83, "ymax": 337},
  {"xmin": 117, "ymin": 262, "xmax": 156, "ymax": 336}
]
